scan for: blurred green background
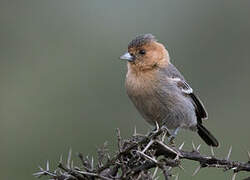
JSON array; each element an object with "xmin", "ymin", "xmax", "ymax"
[{"xmin": 1, "ymin": 0, "xmax": 250, "ymax": 179}]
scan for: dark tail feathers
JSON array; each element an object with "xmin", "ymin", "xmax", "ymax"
[{"xmin": 197, "ymin": 123, "xmax": 219, "ymax": 147}]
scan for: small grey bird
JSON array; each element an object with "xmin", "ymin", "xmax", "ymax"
[{"xmin": 120, "ymin": 34, "xmax": 219, "ymax": 147}]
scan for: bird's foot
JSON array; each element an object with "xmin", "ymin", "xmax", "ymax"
[
  {"xmin": 147, "ymin": 122, "xmax": 161, "ymax": 137},
  {"xmin": 161, "ymin": 126, "xmax": 172, "ymax": 137},
  {"xmin": 167, "ymin": 127, "xmax": 180, "ymax": 146},
  {"xmin": 168, "ymin": 136, "xmax": 176, "ymax": 146},
  {"xmin": 160, "ymin": 126, "xmax": 172, "ymax": 141}
]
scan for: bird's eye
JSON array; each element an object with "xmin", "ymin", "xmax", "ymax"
[{"xmin": 139, "ymin": 49, "xmax": 146, "ymax": 55}]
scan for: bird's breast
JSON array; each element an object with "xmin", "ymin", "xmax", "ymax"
[
  {"xmin": 125, "ymin": 70, "xmax": 197, "ymax": 129},
  {"xmin": 125, "ymin": 71, "xmax": 155, "ymax": 96},
  {"xmin": 125, "ymin": 71, "xmax": 167, "ymax": 125}
]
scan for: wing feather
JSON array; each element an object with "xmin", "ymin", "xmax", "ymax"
[{"xmin": 162, "ymin": 64, "xmax": 208, "ymax": 120}]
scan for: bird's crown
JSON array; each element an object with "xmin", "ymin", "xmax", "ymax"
[{"xmin": 128, "ymin": 34, "xmax": 156, "ymax": 49}]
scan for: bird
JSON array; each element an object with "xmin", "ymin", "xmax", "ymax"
[{"xmin": 119, "ymin": 34, "xmax": 219, "ymax": 147}]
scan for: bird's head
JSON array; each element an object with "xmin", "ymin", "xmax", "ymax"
[{"xmin": 120, "ymin": 34, "xmax": 169, "ymax": 71}]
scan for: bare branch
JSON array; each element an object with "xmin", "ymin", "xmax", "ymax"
[{"xmin": 34, "ymin": 126, "xmax": 250, "ymax": 180}]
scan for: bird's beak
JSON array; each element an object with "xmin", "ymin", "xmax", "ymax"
[{"xmin": 120, "ymin": 52, "xmax": 134, "ymax": 62}]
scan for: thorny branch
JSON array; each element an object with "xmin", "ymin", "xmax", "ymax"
[{"xmin": 34, "ymin": 126, "xmax": 250, "ymax": 180}]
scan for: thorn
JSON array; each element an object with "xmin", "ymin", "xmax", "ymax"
[
  {"xmin": 71, "ymin": 160, "xmax": 74, "ymax": 169},
  {"xmin": 46, "ymin": 160, "xmax": 49, "ymax": 171},
  {"xmin": 197, "ymin": 144, "xmax": 201, "ymax": 151},
  {"xmin": 59, "ymin": 169, "xmax": 63, "ymax": 175},
  {"xmin": 59, "ymin": 170, "xmax": 63, "ymax": 174},
  {"xmin": 91, "ymin": 156, "xmax": 94, "ymax": 169},
  {"xmin": 162, "ymin": 125, "xmax": 170, "ymax": 133},
  {"xmin": 247, "ymin": 151, "xmax": 250, "ymax": 161},
  {"xmin": 133, "ymin": 126, "xmax": 137, "ymax": 136},
  {"xmin": 192, "ymin": 141, "xmax": 196, "ymax": 151},
  {"xmin": 116, "ymin": 128, "xmax": 122, "ymax": 152},
  {"xmin": 179, "ymin": 142, "xmax": 185, "ymax": 150},
  {"xmin": 155, "ymin": 122, "xmax": 159, "ymax": 131},
  {"xmin": 107, "ymin": 153, "xmax": 111, "ymax": 161},
  {"xmin": 154, "ymin": 176, "xmax": 160, "ymax": 180},
  {"xmin": 116, "ymin": 128, "xmax": 121, "ymax": 138},
  {"xmin": 174, "ymin": 173, "xmax": 179, "ymax": 180},
  {"xmin": 161, "ymin": 132, "xmax": 167, "ymax": 142},
  {"xmin": 33, "ymin": 171, "xmax": 44, "ymax": 177},
  {"xmin": 174, "ymin": 154, "xmax": 180, "ymax": 161},
  {"xmin": 67, "ymin": 148, "xmax": 72, "ymax": 169},
  {"xmin": 232, "ymin": 172, "xmax": 237, "ymax": 180},
  {"xmin": 192, "ymin": 165, "xmax": 201, "ymax": 176},
  {"xmin": 104, "ymin": 141, "xmax": 108, "ymax": 147},
  {"xmin": 210, "ymin": 146, "xmax": 215, "ymax": 156},
  {"xmin": 136, "ymin": 174, "xmax": 142, "ymax": 180},
  {"xmin": 38, "ymin": 166, "xmax": 44, "ymax": 171},
  {"xmin": 59, "ymin": 154, "xmax": 63, "ymax": 164},
  {"xmin": 226, "ymin": 146, "xmax": 232, "ymax": 160},
  {"xmin": 152, "ymin": 167, "xmax": 158, "ymax": 178},
  {"xmin": 178, "ymin": 165, "xmax": 185, "ymax": 171}
]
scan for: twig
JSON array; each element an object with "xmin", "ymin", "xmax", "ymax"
[{"xmin": 33, "ymin": 126, "xmax": 250, "ymax": 180}]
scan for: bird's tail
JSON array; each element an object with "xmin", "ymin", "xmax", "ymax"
[{"xmin": 197, "ymin": 123, "xmax": 219, "ymax": 147}]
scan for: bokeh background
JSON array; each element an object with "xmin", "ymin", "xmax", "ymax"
[{"xmin": 1, "ymin": 0, "xmax": 250, "ymax": 179}]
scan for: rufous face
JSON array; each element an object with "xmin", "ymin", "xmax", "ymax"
[
  {"xmin": 120, "ymin": 34, "xmax": 169, "ymax": 71},
  {"xmin": 127, "ymin": 41, "xmax": 167, "ymax": 67}
]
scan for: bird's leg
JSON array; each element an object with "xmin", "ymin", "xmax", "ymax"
[
  {"xmin": 173, "ymin": 127, "xmax": 180, "ymax": 137},
  {"xmin": 168, "ymin": 127, "xmax": 180, "ymax": 145},
  {"xmin": 161, "ymin": 125, "xmax": 172, "ymax": 141},
  {"xmin": 141, "ymin": 122, "xmax": 160, "ymax": 154}
]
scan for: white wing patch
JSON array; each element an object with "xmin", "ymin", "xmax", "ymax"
[
  {"xmin": 169, "ymin": 77, "xmax": 208, "ymax": 119},
  {"xmin": 170, "ymin": 77, "xmax": 193, "ymax": 94}
]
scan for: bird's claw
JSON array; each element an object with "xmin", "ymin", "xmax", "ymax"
[
  {"xmin": 168, "ymin": 135, "xmax": 176, "ymax": 146},
  {"xmin": 167, "ymin": 127, "xmax": 180, "ymax": 145}
]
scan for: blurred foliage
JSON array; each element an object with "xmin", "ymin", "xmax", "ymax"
[{"xmin": 0, "ymin": 0, "xmax": 250, "ymax": 179}]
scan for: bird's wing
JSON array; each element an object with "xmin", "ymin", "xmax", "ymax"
[
  {"xmin": 162, "ymin": 63, "xmax": 208, "ymax": 120},
  {"xmin": 172, "ymin": 77, "xmax": 208, "ymax": 120}
]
